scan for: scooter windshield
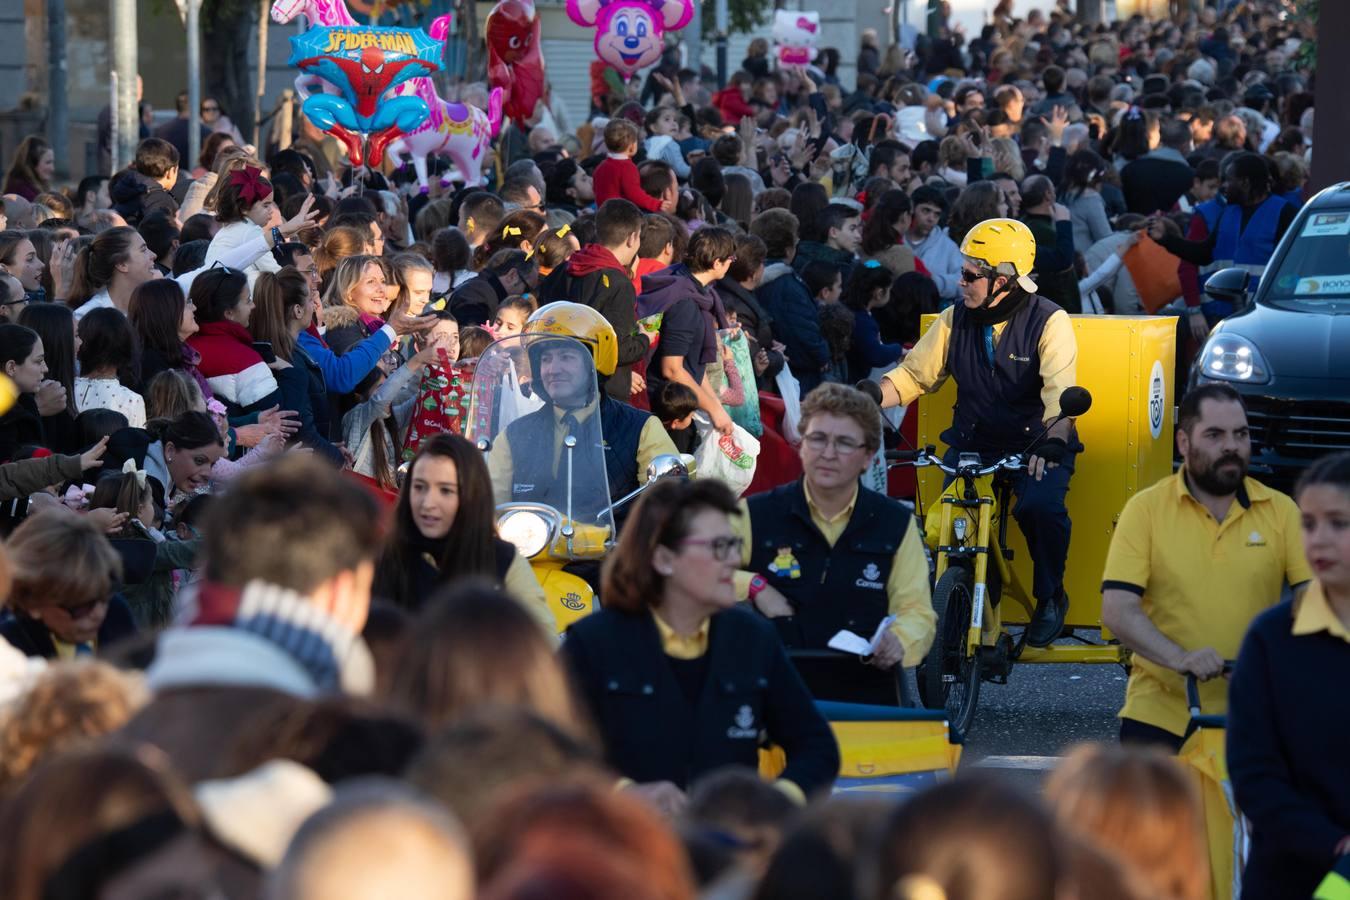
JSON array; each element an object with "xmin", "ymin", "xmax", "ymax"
[{"xmin": 468, "ymin": 334, "xmax": 615, "ymax": 536}]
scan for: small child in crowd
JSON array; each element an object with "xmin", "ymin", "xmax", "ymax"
[{"xmin": 594, "ymin": 119, "xmax": 668, "ymax": 213}]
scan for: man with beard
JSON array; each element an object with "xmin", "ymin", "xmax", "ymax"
[{"xmin": 1101, "ymin": 384, "xmax": 1312, "ymax": 752}]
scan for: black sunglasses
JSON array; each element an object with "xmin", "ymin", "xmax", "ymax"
[{"xmin": 960, "ymin": 268, "xmax": 992, "ymax": 285}]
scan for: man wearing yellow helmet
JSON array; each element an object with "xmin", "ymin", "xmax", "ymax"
[
  {"xmin": 485, "ymin": 301, "xmax": 677, "ymax": 518},
  {"xmin": 875, "ymin": 217, "xmax": 1080, "ymax": 647}
]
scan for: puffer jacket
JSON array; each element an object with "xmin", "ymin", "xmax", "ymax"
[
  {"xmin": 756, "ymin": 261, "xmax": 830, "ymax": 394},
  {"xmin": 185, "ymin": 320, "xmax": 282, "ymax": 419},
  {"xmin": 791, "ymin": 241, "xmax": 856, "ymax": 281},
  {"xmin": 110, "ymin": 169, "xmax": 179, "ymax": 227}
]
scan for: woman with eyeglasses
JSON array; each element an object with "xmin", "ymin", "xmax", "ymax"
[{"xmin": 562, "ymin": 477, "xmax": 839, "ymax": 813}]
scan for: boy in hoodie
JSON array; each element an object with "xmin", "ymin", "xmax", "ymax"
[
  {"xmin": 118, "ymin": 456, "xmax": 382, "ymax": 782},
  {"xmin": 593, "ymin": 119, "xmax": 668, "ymax": 213},
  {"xmin": 751, "ymin": 209, "xmax": 831, "ymax": 395},
  {"xmin": 110, "ymin": 138, "xmax": 180, "ymax": 227},
  {"xmin": 905, "ymin": 185, "xmax": 962, "ymax": 303},
  {"xmin": 537, "ymin": 198, "xmax": 651, "ymax": 401},
  {"xmin": 636, "ymin": 226, "xmax": 737, "ymax": 436},
  {"xmin": 792, "ymin": 203, "xmax": 861, "ymax": 282}
]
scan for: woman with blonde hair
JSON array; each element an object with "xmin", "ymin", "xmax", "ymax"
[
  {"xmin": 1046, "ymin": 743, "xmax": 1208, "ymax": 900},
  {"xmin": 388, "ymin": 252, "xmax": 436, "ymax": 319},
  {"xmin": 322, "ymin": 253, "xmax": 397, "ymax": 359}
]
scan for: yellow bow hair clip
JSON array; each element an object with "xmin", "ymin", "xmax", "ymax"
[
  {"xmin": 428, "ymin": 297, "xmax": 448, "ymax": 312},
  {"xmin": 466, "ymin": 216, "xmax": 476, "ymax": 233},
  {"xmin": 503, "ymin": 225, "xmax": 523, "ymax": 237},
  {"xmin": 556, "ymin": 224, "xmax": 571, "ymax": 238}
]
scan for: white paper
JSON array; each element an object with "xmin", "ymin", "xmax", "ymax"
[{"xmin": 827, "ymin": 615, "xmax": 897, "ymax": 657}]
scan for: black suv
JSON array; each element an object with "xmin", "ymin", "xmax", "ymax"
[{"xmin": 1190, "ymin": 182, "xmax": 1350, "ymax": 493}]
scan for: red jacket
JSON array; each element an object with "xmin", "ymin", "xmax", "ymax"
[
  {"xmin": 593, "ymin": 156, "xmax": 663, "ymax": 212},
  {"xmin": 712, "ymin": 86, "xmax": 756, "ymax": 122}
]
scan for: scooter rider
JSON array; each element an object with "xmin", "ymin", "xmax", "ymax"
[
  {"xmin": 873, "ymin": 218, "xmax": 1081, "ymax": 648},
  {"xmin": 485, "ymin": 301, "xmax": 677, "ymax": 518}
]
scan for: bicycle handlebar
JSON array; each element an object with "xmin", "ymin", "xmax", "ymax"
[{"xmin": 885, "ymin": 446, "xmax": 1025, "ymax": 477}]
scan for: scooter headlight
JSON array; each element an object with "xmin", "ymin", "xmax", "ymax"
[{"xmin": 498, "ymin": 509, "xmax": 553, "ymax": 558}]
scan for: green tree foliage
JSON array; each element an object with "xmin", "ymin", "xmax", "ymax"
[{"xmin": 701, "ymin": 0, "xmax": 775, "ymax": 38}]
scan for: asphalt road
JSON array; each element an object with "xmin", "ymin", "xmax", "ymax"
[{"xmin": 951, "ymin": 647, "xmax": 1128, "ymax": 791}]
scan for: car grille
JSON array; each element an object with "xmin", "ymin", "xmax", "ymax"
[{"xmin": 1245, "ymin": 397, "xmax": 1350, "ymax": 459}]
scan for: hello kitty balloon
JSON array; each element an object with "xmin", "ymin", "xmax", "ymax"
[{"xmin": 565, "ymin": 0, "xmax": 694, "ymax": 81}]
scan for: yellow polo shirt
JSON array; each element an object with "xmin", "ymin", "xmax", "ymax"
[
  {"xmin": 651, "ymin": 609, "xmax": 711, "ymax": 660},
  {"xmin": 487, "ymin": 401, "xmax": 677, "ymax": 506},
  {"xmin": 1102, "ymin": 469, "xmax": 1311, "ymax": 735},
  {"xmin": 1292, "ymin": 580, "xmax": 1350, "ymax": 644},
  {"xmin": 881, "ymin": 304, "xmax": 1078, "ymax": 419},
  {"xmin": 732, "ymin": 483, "xmax": 936, "ymax": 667}
]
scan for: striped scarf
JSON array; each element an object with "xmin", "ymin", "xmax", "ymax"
[{"xmin": 186, "ymin": 580, "xmax": 363, "ymax": 694}]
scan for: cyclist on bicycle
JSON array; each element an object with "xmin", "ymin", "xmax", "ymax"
[{"xmin": 873, "ymin": 218, "xmax": 1080, "ymax": 648}]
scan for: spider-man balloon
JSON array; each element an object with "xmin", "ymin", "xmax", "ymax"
[
  {"xmin": 486, "ymin": 0, "xmax": 546, "ymax": 123},
  {"xmin": 289, "ymin": 25, "xmax": 444, "ymax": 166}
]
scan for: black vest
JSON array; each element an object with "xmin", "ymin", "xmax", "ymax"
[
  {"xmin": 504, "ymin": 395, "xmax": 648, "ymax": 517},
  {"xmin": 746, "ymin": 480, "xmax": 912, "ymax": 648},
  {"xmin": 944, "ymin": 294, "xmax": 1059, "ymax": 455}
]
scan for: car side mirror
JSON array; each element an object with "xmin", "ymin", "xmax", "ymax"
[{"xmin": 1204, "ymin": 267, "xmax": 1250, "ymax": 307}]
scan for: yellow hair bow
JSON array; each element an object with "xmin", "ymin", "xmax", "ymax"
[
  {"xmin": 428, "ymin": 297, "xmax": 448, "ymax": 312},
  {"xmin": 466, "ymin": 216, "xmax": 476, "ymax": 233},
  {"xmin": 556, "ymin": 224, "xmax": 571, "ymax": 238},
  {"xmin": 503, "ymin": 225, "xmax": 523, "ymax": 237}
]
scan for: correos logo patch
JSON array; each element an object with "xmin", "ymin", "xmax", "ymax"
[{"xmin": 1148, "ymin": 360, "xmax": 1166, "ymax": 440}]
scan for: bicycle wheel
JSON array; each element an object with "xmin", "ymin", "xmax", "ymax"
[{"xmin": 918, "ymin": 565, "xmax": 982, "ymax": 739}]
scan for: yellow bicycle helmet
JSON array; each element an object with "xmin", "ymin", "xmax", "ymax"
[
  {"xmin": 523, "ymin": 301, "xmax": 619, "ymax": 377},
  {"xmin": 959, "ymin": 218, "xmax": 1039, "ymax": 294}
]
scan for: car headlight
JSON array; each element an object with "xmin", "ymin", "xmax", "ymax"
[
  {"xmin": 1200, "ymin": 334, "xmax": 1270, "ymax": 384},
  {"xmin": 498, "ymin": 509, "xmax": 553, "ymax": 558}
]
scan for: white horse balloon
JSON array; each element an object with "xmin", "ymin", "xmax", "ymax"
[{"xmin": 271, "ymin": 0, "xmax": 502, "ymax": 188}]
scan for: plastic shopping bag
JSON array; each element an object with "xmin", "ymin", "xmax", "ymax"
[
  {"xmin": 775, "ymin": 367, "xmax": 803, "ymax": 445},
  {"xmin": 402, "ymin": 351, "xmax": 475, "ymax": 460},
  {"xmin": 693, "ymin": 412, "xmax": 761, "ymax": 497}
]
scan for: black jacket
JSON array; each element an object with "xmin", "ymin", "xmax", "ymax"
[
  {"xmin": 449, "ymin": 272, "xmax": 509, "ymax": 328},
  {"xmin": 373, "ymin": 539, "xmax": 515, "ymax": 611},
  {"xmin": 0, "ymin": 394, "xmax": 49, "ymax": 462},
  {"xmin": 539, "ymin": 262, "xmax": 647, "ymax": 401},
  {"xmin": 715, "ymin": 277, "xmax": 784, "ymax": 391},
  {"xmin": 1120, "ymin": 154, "xmax": 1195, "ymax": 216},
  {"xmin": 110, "ymin": 170, "xmax": 179, "ymax": 227},
  {"xmin": 0, "ymin": 593, "xmax": 138, "ymax": 659},
  {"xmin": 563, "ymin": 604, "xmax": 840, "ymax": 794}
]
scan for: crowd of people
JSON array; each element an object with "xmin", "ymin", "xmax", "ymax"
[{"xmin": 0, "ymin": 0, "xmax": 1344, "ymax": 897}]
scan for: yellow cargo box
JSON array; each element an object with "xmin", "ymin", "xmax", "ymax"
[{"xmin": 916, "ymin": 314, "xmax": 1177, "ymax": 630}]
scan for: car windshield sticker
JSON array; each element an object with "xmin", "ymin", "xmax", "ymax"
[
  {"xmin": 1302, "ymin": 213, "xmax": 1350, "ymax": 238},
  {"xmin": 1292, "ymin": 276, "xmax": 1350, "ymax": 295}
]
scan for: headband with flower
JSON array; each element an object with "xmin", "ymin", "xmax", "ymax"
[{"xmin": 228, "ymin": 165, "xmax": 272, "ymax": 207}]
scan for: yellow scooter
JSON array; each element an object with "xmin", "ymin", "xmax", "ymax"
[{"xmin": 467, "ymin": 333, "xmax": 689, "ymax": 631}]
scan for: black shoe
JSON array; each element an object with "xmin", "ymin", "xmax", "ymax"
[{"xmin": 1025, "ymin": 591, "xmax": 1067, "ymax": 648}]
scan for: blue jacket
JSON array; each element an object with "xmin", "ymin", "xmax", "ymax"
[
  {"xmin": 847, "ymin": 307, "xmax": 903, "ymax": 384},
  {"xmin": 296, "ymin": 326, "xmax": 392, "ymax": 396},
  {"xmin": 757, "ymin": 260, "xmax": 830, "ymax": 393}
]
